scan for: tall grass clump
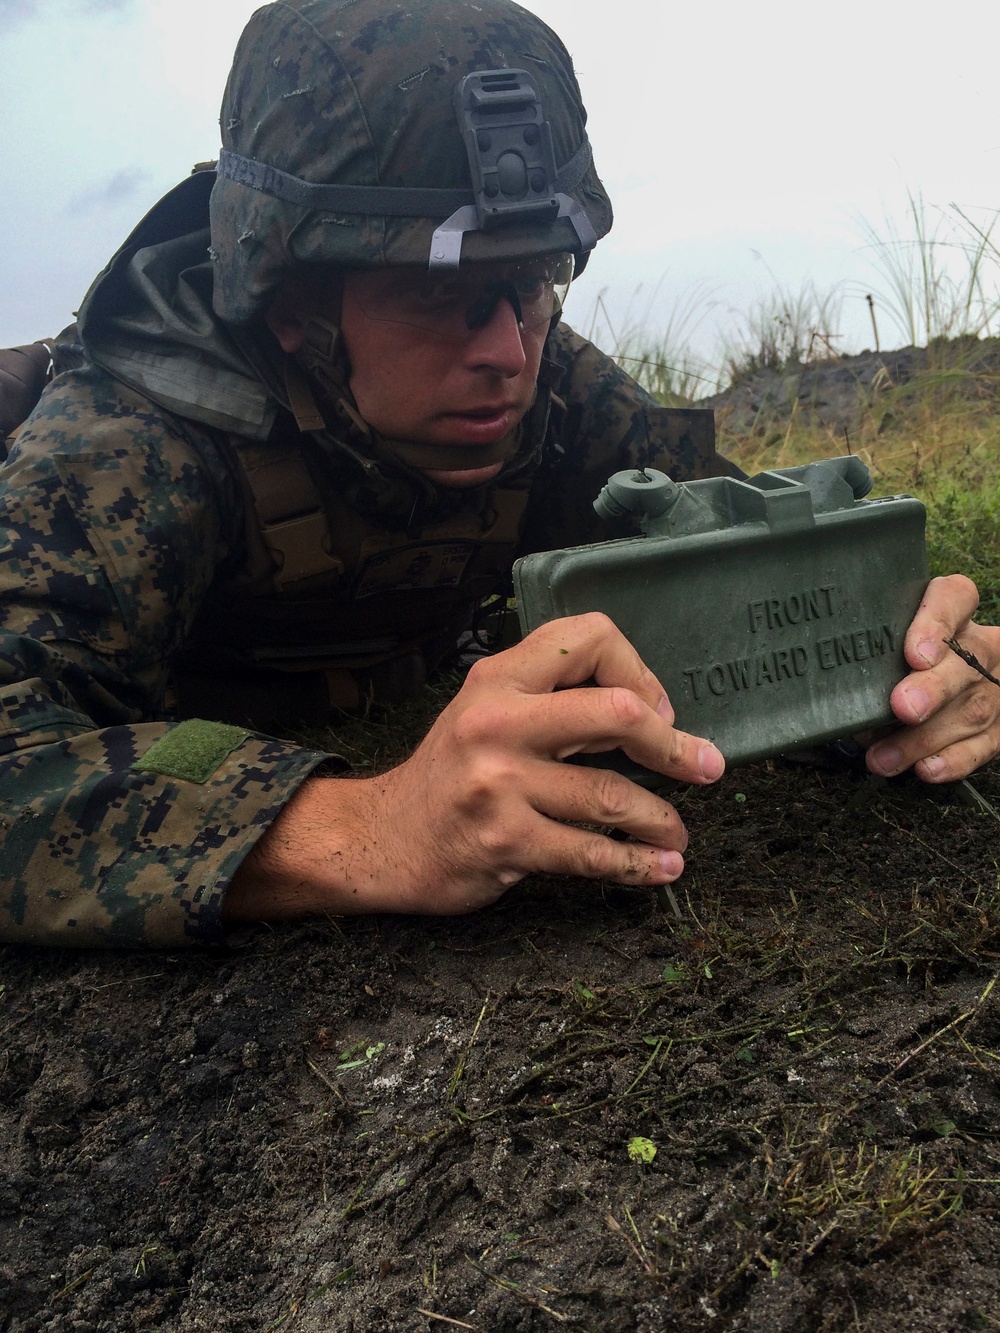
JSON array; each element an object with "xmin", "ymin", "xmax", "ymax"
[
  {"xmin": 582, "ymin": 280, "xmax": 722, "ymax": 405},
  {"xmin": 860, "ymin": 191, "xmax": 1000, "ymax": 350},
  {"xmin": 720, "ymin": 279, "xmax": 845, "ymax": 383}
]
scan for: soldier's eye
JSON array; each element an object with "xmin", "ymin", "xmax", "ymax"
[
  {"xmin": 512, "ymin": 272, "xmax": 548, "ymax": 299},
  {"xmin": 408, "ymin": 277, "xmax": 462, "ymax": 310}
]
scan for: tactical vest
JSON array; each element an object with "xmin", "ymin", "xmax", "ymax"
[{"xmin": 171, "ymin": 415, "xmax": 539, "ymax": 731}]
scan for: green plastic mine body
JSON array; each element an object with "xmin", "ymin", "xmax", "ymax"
[{"xmin": 513, "ymin": 456, "xmax": 928, "ymax": 769}]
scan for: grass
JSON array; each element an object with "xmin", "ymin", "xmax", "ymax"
[
  {"xmin": 770, "ymin": 1141, "xmax": 965, "ymax": 1251},
  {"xmin": 716, "ymin": 357, "xmax": 1000, "ymax": 624}
]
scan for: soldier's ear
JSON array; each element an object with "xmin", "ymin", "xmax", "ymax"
[{"xmin": 264, "ymin": 289, "xmax": 307, "ymax": 354}]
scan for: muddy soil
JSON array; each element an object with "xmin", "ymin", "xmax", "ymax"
[{"xmin": 2, "ymin": 749, "xmax": 999, "ymax": 1332}]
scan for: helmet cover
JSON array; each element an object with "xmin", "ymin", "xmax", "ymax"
[{"xmin": 210, "ymin": 0, "xmax": 612, "ymax": 325}]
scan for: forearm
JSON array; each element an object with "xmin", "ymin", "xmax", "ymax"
[{"xmin": 225, "ymin": 772, "xmax": 406, "ymax": 921}]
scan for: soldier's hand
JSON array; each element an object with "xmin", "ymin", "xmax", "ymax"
[
  {"xmin": 866, "ymin": 575, "xmax": 1000, "ymax": 782},
  {"xmin": 0, "ymin": 342, "xmax": 53, "ymax": 438},
  {"xmin": 226, "ymin": 613, "xmax": 725, "ymax": 920}
]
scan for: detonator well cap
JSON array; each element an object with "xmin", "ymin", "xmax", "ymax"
[{"xmin": 209, "ymin": 0, "xmax": 612, "ymax": 326}]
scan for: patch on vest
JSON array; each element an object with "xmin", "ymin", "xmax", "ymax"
[
  {"xmin": 133, "ymin": 720, "xmax": 252, "ymax": 784},
  {"xmin": 354, "ymin": 540, "xmax": 476, "ymax": 598}
]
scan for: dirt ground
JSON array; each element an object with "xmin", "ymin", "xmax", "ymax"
[{"xmin": 2, "ymin": 744, "xmax": 999, "ymax": 1332}]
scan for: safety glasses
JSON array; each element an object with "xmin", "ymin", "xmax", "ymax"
[{"xmin": 351, "ymin": 253, "xmax": 574, "ymax": 338}]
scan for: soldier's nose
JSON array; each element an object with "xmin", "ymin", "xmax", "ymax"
[{"xmin": 461, "ymin": 295, "xmax": 527, "ymax": 377}]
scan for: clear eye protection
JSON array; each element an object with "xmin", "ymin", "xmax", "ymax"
[{"xmin": 351, "ymin": 253, "xmax": 574, "ymax": 339}]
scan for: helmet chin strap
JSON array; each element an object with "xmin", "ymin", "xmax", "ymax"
[{"xmin": 288, "ymin": 316, "xmax": 522, "ymax": 472}]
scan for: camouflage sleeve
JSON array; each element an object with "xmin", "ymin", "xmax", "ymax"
[
  {"xmin": 519, "ymin": 323, "xmax": 739, "ymax": 553},
  {"xmin": 0, "ymin": 367, "xmax": 331, "ymax": 949}
]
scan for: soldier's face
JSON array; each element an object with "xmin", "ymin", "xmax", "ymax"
[
  {"xmin": 267, "ymin": 264, "xmax": 549, "ymax": 488},
  {"xmin": 339, "ymin": 270, "xmax": 548, "ymax": 487}
]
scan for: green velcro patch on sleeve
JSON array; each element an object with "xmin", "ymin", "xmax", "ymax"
[{"xmin": 133, "ymin": 720, "xmax": 252, "ymax": 784}]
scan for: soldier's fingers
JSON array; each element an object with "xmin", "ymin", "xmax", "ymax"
[
  {"xmin": 868, "ymin": 677, "xmax": 1000, "ymax": 780},
  {"xmin": 533, "ymin": 684, "xmax": 724, "ymax": 784},
  {"xmin": 883, "ymin": 615, "xmax": 1000, "ymax": 741},
  {"xmin": 482, "ymin": 612, "xmax": 669, "ymax": 714},
  {"xmin": 459, "ymin": 680, "xmax": 719, "ymax": 785},
  {"xmin": 529, "ymin": 758, "xmax": 689, "ymax": 850},
  {"xmin": 902, "ymin": 575, "xmax": 979, "ymax": 671},
  {"xmin": 872, "ymin": 724, "xmax": 1000, "ymax": 785},
  {"xmin": 519, "ymin": 817, "xmax": 685, "ymax": 886},
  {"xmin": 889, "ymin": 648, "xmax": 985, "ymax": 729},
  {"xmin": 912, "ymin": 730, "xmax": 1000, "ymax": 784}
]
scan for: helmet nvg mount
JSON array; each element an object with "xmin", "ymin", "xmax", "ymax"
[
  {"xmin": 209, "ymin": 0, "xmax": 611, "ymax": 327},
  {"xmin": 433, "ymin": 68, "xmax": 597, "ymax": 268}
]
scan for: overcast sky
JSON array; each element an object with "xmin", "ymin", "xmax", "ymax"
[{"xmin": 3, "ymin": 0, "xmax": 999, "ymax": 380}]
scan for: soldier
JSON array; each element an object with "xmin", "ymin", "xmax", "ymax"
[{"xmin": 2, "ymin": 0, "xmax": 997, "ymax": 948}]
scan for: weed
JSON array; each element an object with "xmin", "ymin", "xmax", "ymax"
[
  {"xmin": 133, "ymin": 1241, "xmax": 160, "ymax": 1278},
  {"xmin": 721, "ymin": 279, "xmax": 844, "ymax": 384},
  {"xmin": 859, "ymin": 191, "xmax": 1000, "ymax": 348},
  {"xmin": 336, "ymin": 1040, "xmax": 386, "ymax": 1071},
  {"xmin": 773, "ymin": 1142, "xmax": 964, "ymax": 1252},
  {"xmin": 583, "ymin": 279, "xmax": 721, "ymax": 403}
]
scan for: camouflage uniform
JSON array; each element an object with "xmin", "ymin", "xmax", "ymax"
[{"xmin": 0, "ymin": 0, "xmax": 731, "ymax": 948}]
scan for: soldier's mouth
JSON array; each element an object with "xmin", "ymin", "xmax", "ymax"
[{"xmin": 439, "ymin": 405, "xmax": 517, "ymax": 445}]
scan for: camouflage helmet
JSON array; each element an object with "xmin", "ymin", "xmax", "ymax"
[{"xmin": 210, "ymin": 0, "xmax": 612, "ymax": 326}]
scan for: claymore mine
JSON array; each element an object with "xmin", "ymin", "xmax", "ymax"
[{"xmin": 514, "ymin": 456, "xmax": 929, "ymax": 770}]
